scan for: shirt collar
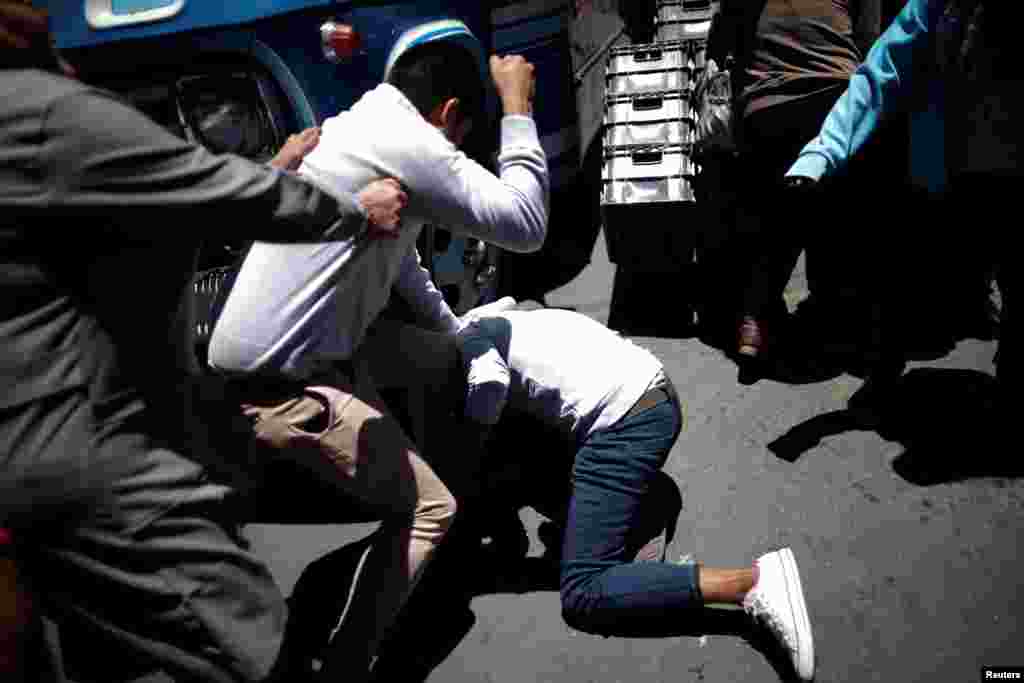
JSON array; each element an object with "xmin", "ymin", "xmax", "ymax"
[{"xmin": 370, "ymin": 82, "xmax": 423, "ymax": 118}]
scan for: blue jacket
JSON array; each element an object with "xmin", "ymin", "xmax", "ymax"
[{"xmin": 786, "ymin": 0, "xmax": 949, "ymax": 191}]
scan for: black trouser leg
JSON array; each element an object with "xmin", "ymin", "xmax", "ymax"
[
  {"xmin": 996, "ymin": 259, "xmax": 1013, "ymax": 395},
  {"xmin": 737, "ymin": 93, "xmax": 846, "ymax": 328}
]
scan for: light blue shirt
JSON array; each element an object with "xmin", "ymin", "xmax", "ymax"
[{"xmin": 786, "ymin": 0, "xmax": 948, "ymax": 190}]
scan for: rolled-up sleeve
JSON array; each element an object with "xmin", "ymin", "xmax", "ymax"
[
  {"xmin": 786, "ymin": 0, "xmax": 943, "ymax": 181},
  {"xmin": 41, "ymin": 89, "xmax": 367, "ymax": 243},
  {"xmin": 426, "ymin": 115, "xmax": 549, "ymax": 253}
]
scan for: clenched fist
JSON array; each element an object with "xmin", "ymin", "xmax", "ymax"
[
  {"xmin": 357, "ymin": 178, "xmax": 408, "ymax": 239},
  {"xmin": 490, "ymin": 54, "xmax": 536, "ymax": 116}
]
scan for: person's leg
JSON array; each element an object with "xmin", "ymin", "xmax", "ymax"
[
  {"xmin": 239, "ymin": 380, "xmax": 456, "ymax": 682},
  {"xmin": 736, "ymin": 97, "xmax": 837, "ymax": 359},
  {"xmin": 832, "ymin": 131, "xmax": 910, "ymax": 423},
  {"xmin": 735, "ymin": 140, "xmax": 801, "ymax": 354},
  {"xmin": 698, "ymin": 567, "xmax": 756, "ymax": 603},
  {"xmin": 988, "ymin": 176, "xmax": 1016, "ymax": 409},
  {"xmin": 737, "ymin": 181, "xmax": 804, "ymax": 325},
  {"xmin": 557, "ymin": 394, "xmax": 755, "ymax": 620},
  {"xmin": 559, "ymin": 395, "xmax": 701, "ymax": 633},
  {"xmin": 557, "ymin": 391, "xmax": 814, "ymax": 679},
  {"xmin": 25, "ymin": 447, "xmax": 288, "ymax": 683},
  {"xmin": 996, "ymin": 257, "xmax": 1012, "ymax": 404}
]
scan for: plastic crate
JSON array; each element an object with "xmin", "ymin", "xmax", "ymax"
[
  {"xmin": 604, "ymin": 90, "xmax": 696, "ymax": 148},
  {"xmin": 605, "ymin": 42, "xmax": 691, "ymax": 98},
  {"xmin": 690, "ymin": 38, "xmax": 708, "ymax": 71},
  {"xmin": 656, "ymin": 0, "xmax": 716, "ymax": 21},
  {"xmin": 601, "ymin": 143, "xmax": 700, "ymax": 269},
  {"xmin": 676, "ymin": 0, "xmax": 716, "ymax": 10},
  {"xmin": 655, "ymin": 1, "xmax": 715, "ymax": 41},
  {"xmin": 656, "ymin": 19, "xmax": 712, "ymax": 41},
  {"xmin": 602, "ymin": 142, "xmax": 698, "ymax": 203}
]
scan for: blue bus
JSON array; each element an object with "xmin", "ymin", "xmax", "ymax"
[{"xmin": 45, "ymin": 0, "xmax": 588, "ymax": 314}]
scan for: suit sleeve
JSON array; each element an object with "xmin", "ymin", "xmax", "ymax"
[{"xmin": 41, "ymin": 89, "xmax": 368, "ymax": 243}]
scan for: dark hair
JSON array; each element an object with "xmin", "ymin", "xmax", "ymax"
[{"xmin": 386, "ymin": 41, "xmax": 484, "ymax": 126}]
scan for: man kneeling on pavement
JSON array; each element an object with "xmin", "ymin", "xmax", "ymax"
[{"xmin": 454, "ymin": 308, "xmax": 816, "ymax": 682}]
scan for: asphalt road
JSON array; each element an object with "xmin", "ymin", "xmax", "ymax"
[
  {"xmin": 246, "ymin": 231, "xmax": 1023, "ymax": 683},
  {"xmin": 247, "ymin": 6, "xmax": 1021, "ymax": 681}
]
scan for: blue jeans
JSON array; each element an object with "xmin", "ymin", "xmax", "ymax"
[{"xmin": 560, "ymin": 391, "xmax": 701, "ymax": 635}]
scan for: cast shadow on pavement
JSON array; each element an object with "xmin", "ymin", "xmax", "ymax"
[
  {"xmin": 767, "ymin": 367, "xmax": 1022, "ymax": 485},
  {"xmin": 702, "ymin": 283, "xmax": 989, "ymax": 388},
  {"xmin": 688, "ymin": 165, "xmax": 998, "ymax": 389},
  {"xmin": 369, "ymin": 531, "xmax": 800, "ymax": 683},
  {"xmin": 366, "ymin": 458, "xmax": 800, "ymax": 682},
  {"xmin": 282, "ymin": 418, "xmax": 803, "ymax": 682}
]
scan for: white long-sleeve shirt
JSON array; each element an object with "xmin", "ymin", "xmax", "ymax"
[
  {"xmin": 209, "ymin": 83, "xmax": 549, "ymax": 379},
  {"xmin": 456, "ymin": 309, "xmax": 664, "ymax": 446}
]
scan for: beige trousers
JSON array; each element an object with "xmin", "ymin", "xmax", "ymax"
[{"xmin": 239, "ymin": 366, "xmax": 456, "ymax": 681}]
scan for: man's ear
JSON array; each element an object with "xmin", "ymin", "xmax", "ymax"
[{"xmin": 439, "ymin": 97, "xmax": 463, "ymax": 141}]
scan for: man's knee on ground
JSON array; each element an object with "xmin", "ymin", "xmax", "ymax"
[{"xmin": 559, "ymin": 574, "xmax": 608, "ymax": 634}]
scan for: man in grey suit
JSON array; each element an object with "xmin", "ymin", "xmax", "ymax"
[{"xmin": 0, "ymin": 3, "xmax": 407, "ymax": 680}]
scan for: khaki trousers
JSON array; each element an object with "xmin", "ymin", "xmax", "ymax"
[{"xmin": 238, "ymin": 366, "xmax": 456, "ymax": 681}]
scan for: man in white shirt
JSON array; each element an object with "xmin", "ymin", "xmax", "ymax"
[
  {"xmin": 207, "ymin": 34, "xmax": 548, "ymax": 683},
  {"xmin": 456, "ymin": 309, "xmax": 815, "ymax": 682}
]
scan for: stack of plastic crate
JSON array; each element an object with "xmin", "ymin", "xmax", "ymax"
[{"xmin": 600, "ymin": 1, "xmax": 716, "ymax": 271}]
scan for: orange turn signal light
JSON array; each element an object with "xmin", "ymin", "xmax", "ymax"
[{"xmin": 321, "ymin": 22, "xmax": 361, "ymax": 63}]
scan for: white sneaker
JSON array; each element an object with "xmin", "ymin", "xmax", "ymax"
[{"xmin": 743, "ymin": 547, "xmax": 815, "ymax": 681}]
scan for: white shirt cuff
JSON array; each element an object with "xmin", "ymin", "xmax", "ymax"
[
  {"xmin": 500, "ymin": 115, "xmax": 541, "ymax": 150},
  {"xmin": 786, "ymin": 152, "xmax": 830, "ymax": 182}
]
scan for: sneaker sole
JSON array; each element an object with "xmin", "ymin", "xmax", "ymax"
[{"xmin": 776, "ymin": 547, "xmax": 814, "ymax": 680}]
